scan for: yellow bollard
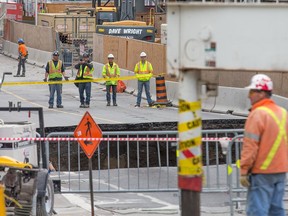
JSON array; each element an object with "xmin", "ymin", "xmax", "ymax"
[{"xmin": 0, "ymin": 184, "xmax": 5, "ymax": 216}]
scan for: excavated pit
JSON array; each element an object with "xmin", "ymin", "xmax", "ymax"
[{"xmin": 42, "ymin": 119, "xmax": 246, "ymax": 171}]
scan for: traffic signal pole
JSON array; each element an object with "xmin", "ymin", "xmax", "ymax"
[{"xmin": 178, "ymin": 70, "xmax": 202, "ymax": 216}]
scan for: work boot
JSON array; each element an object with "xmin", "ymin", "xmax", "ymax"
[
  {"xmin": 57, "ymin": 105, "xmax": 64, "ymax": 108},
  {"xmin": 20, "ymin": 74, "xmax": 25, "ymax": 77},
  {"xmin": 106, "ymin": 102, "xmax": 110, "ymax": 106},
  {"xmin": 48, "ymin": 105, "xmax": 53, "ymax": 109},
  {"xmin": 134, "ymin": 104, "xmax": 140, "ymax": 108},
  {"xmin": 79, "ymin": 104, "xmax": 85, "ymax": 108},
  {"xmin": 113, "ymin": 103, "xmax": 118, "ymax": 106},
  {"xmin": 84, "ymin": 103, "xmax": 90, "ymax": 108},
  {"xmin": 14, "ymin": 74, "xmax": 20, "ymax": 77}
]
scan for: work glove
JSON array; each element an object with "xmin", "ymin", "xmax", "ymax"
[
  {"xmin": 43, "ymin": 78, "xmax": 47, "ymax": 82},
  {"xmin": 240, "ymin": 175, "xmax": 250, "ymax": 187},
  {"xmin": 64, "ymin": 76, "xmax": 69, "ymax": 81}
]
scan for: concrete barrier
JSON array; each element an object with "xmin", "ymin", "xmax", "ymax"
[{"xmin": 2, "ymin": 41, "xmax": 54, "ymax": 68}]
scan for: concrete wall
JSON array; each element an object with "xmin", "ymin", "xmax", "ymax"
[{"xmin": 4, "ymin": 19, "xmax": 56, "ymax": 52}]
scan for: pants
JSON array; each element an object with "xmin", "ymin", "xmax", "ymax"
[
  {"xmin": 49, "ymin": 84, "xmax": 62, "ymax": 106},
  {"xmin": 246, "ymin": 173, "xmax": 286, "ymax": 216},
  {"xmin": 106, "ymin": 85, "xmax": 117, "ymax": 104},
  {"xmin": 136, "ymin": 80, "xmax": 153, "ymax": 106},
  {"xmin": 17, "ymin": 57, "xmax": 26, "ymax": 75},
  {"xmin": 78, "ymin": 82, "xmax": 91, "ymax": 105}
]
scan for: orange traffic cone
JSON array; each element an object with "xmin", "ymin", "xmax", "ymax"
[{"xmin": 154, "ymin": 75, "xmax": 172, "ymax": 106}]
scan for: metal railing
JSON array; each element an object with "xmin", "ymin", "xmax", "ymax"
[{"xmin": 46, "ymin": 129, "xmax": 245, "ymax": 195}]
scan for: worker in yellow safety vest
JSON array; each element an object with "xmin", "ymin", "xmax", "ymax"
[
  {"xmin": 240, "ymin": 74, "xmax": 288, "ymax": 216},
  {"xmin": 44, "ymin": 51, "xmax": 68, "ymax": 109},
  {"xmin": 102, "ymin": 53, "xmax": 120, "ymax": 106},
  {"xmin": 75, "ymin": 52, "xmax": 94, "ymax": 108},
  {"xmin": 134, "ymin": 52, "xmax": 154, "ymax": 108}
]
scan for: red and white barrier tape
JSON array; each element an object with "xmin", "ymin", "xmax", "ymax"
[{"xmin": 0, "ymin": 137, "xmax": 243, "ymax": 142}]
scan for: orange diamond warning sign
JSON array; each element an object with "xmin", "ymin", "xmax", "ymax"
[{"xmin": 74, "ymin": 111, "xmax": 103, "ymax": 159}]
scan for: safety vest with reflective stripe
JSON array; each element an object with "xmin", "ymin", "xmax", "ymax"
[
  {"xmin": 102, "ymin": 62, "xmax": 120, "ymax": 85},
  {"xmin": 256, "ymin": 106, "xmax": 287, "ymax": 170},
  {"xmin": 240, "ymin": 98, "xmax": 288, "ymax": 175},
  {"xmin": 48, "ymin": 60, "xmax": 63, "ymax": 79},
  {"xmin": 134, "ymin": 61, "xmax": 153, "ymax": 81},
  {"xmin": 77, "ymin": 65, "xmax": 94, "ymax": 80}
]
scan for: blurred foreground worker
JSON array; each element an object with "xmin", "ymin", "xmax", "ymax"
[
  {"xmin": 102, "ymin": 54, "xmax": 120, "ymax": 106},
  {"xmin": 134, "ymin": 52, "xmax": 154, "ymax": 108},
  {"xmin": 14, "ymin": 38, "xmax": 28, "ymax": 77},
  {"xmin": 44, "ymin": 51, "xmax": 68, "ymax": 109},
  {"xmin": 240, "ymin": 74, "xmax": 288, "ymax": 216},
  {"xmin": 75, "ymin": 53, "xmax": 94, "ymax": 108}
]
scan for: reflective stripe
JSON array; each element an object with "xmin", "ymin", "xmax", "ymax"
[
  {"xmin": 256, "ymin": 106, "xmax": 287, "ymax": 170},
  {"xmin": 244, "ymin": 132, "xmax": 260, "ymax": 142}
]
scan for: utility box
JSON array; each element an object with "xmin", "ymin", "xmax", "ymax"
[
  {"xmin": 167, "ymin": 3, "xmax": 288, "ymax": 77},
  {"xmin": 0, "ymin": 122, "xmax": 37, "ymax": 167}
]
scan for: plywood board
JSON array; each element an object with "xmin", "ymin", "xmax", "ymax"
[
  {"xmin": 93, "ymin": 34, "xmax": 103, "ymax": 63},
  {"xmin": 117, "ymin": 39, "xmax": 128, "ymax": 69},
  {"xmin": 127, "ymin": 39, "xmax": 143, "ymax": 71},
  {"xmin": 103, "ymin": 36, "xmax": 120, "ymax": 65},
  {"xmin": 11, "ymin": 20, "xmax": 55, "ymax": 52},
  {"xmin": 151, "ymin": 43, "xmax": 165, "ymax": 76}
]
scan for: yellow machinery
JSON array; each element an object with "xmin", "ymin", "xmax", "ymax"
[{"xmin": 0, "ymin": 120, "xmax": 54, "ymax": 216}]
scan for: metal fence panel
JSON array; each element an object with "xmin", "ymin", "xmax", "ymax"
[{"xmin": 47, "ymin": 129, "xmax": 245, "ymax": 196}]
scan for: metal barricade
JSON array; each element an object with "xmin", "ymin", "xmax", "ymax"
[
  {"xmin": 46, "ymin": 129, "xmax": 245, "ymax": 195},
  {"xmin": 227, "ymin": 134, "xmax": 246, "ymax": 215}
]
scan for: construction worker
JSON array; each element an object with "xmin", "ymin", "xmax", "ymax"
[
  {"xmin": 14, "ymin": 38, "xmax": 28, "ymax": 77},
  {"xmin": 75, "ymin": 53, "xmax": 94, "ymax": 108},
  {"xmin": 44, "ymin": 51, "xmax": 68, "ymax": 109},
  {"xmin": 134, "ymin": 52, "xmax": 154, "ymax": 108},
  {"xmin": 102, "ymin": 54, "xmax": 120, "ymax": 106},
  {"xmin": 240, "ymin": 74, "xmax": 288, "ymax": 216}
]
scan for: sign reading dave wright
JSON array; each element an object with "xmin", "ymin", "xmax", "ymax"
[{"xmin": 96, "ymin": 26, "xmax": 155, "ymax": 42}]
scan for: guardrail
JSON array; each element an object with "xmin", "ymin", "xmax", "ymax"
[{"xmin": 46, "ymin": 129, "xmax": 244, "ymax": 195}]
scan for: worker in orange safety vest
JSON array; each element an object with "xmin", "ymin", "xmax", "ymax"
[
  {"xmin": 240, "ymin": 74, "xmax": 288, "ymax": 216},
  {"xmin": 134, "ymin": 52, "xmax": 154, "ymax": 108},
  {"xmin": 14, "ymin": 38, "xmax": 28, "ymax": 77}
]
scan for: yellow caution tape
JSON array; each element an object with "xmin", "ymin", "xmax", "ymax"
[
  {"xmin": 179, "ymin": 136, "xmax": 202, "ymax": 151},
  {"xmin": 1, "ymin": 73, "xmax": 166, "ymax": 87},
  {"xmin": 178, "ymin": 156, "xmax": 202, "ymax": 176},
  {"xmin": 179, "ymin": 100, "xmax": 201, "ymax": 113},
  {"xmin": 2, "ymin": 75, "xmax": 138, "ymax": 86},
  {"xmin": 176, "ymin": 150, "xmax": 179, "ymax": 158},
  {"xmin": 178, "ymin": 118, "xmax": 202, "ymax": 133}
]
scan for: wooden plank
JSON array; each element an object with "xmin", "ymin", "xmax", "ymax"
[{"xmin": 93, "ymin": 34, "xmax": 103, "ymax": 63}]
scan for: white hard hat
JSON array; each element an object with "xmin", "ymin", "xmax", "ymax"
[
  {"xmin": 246, "ymin": 74, "xmax": 273, "ymax": 91},
  {"xmin": 108, "ymin": 54, "xmax": 114, "ymax": 58},
  {"xmin": 140, "ymin": 52, "xmax": 147, "ymax": 57}
]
